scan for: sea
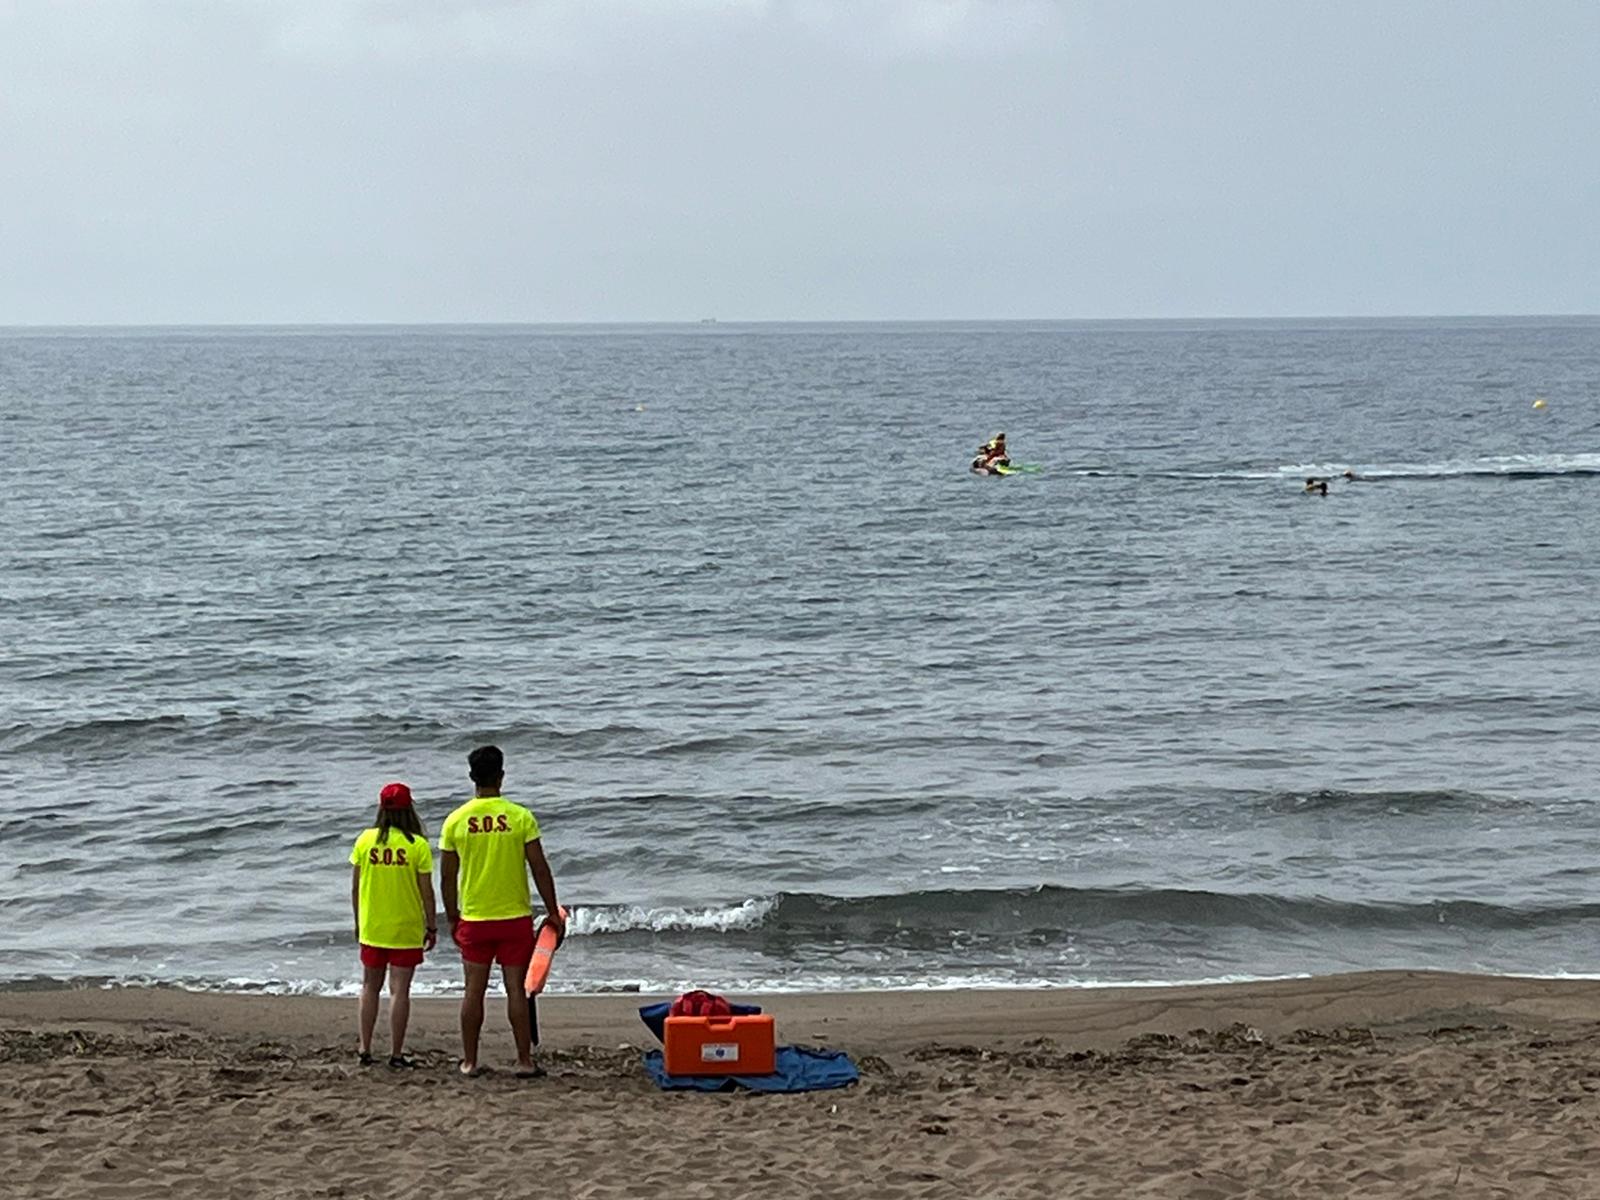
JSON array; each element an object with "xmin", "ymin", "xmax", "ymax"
[{"xmin": 3, "ymin": 317, "xmax": 1598, "ymax": 997}]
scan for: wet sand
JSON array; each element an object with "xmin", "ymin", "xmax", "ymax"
[{"xmin": 4, "ymin": 971, "xmax": 1599, "ymax": 1198}]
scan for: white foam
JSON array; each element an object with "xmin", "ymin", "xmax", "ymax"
[
  {"xmin": 1094, "ymin": 452, "xmax": 1600, "ymax": 483},
  {"xmin": 81, "ymin": 969, "xmax": 1315, "ymax": 999},
  {"xmin": 1276, "ymin": 453, "xmax": 1600, "ymax": 480},
  {"xmin": 566, "ymin": 897, "xmax": 777, "ymax": 936}
]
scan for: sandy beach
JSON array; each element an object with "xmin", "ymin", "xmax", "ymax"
[{"xmin": 4, "ymin": 971, "xmax": 1600, "ymax": 1198}]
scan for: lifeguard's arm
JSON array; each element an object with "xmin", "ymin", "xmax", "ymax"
[
  {"xmin": 418, "ymin": 875, "xmax": 438, "ymax": 951},
  {"xmin": 525, "ymin": 839, "xmax": 562, "ymax": 933},
  {"xmin": 349, "ymin": 866, "xmax": 361, "ymax": 941},
  {"xmin": 441, "ymin": 850, "xmax": 461, "ymax": 927}
]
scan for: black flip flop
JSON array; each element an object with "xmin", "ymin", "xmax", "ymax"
[
  {"xmin": 358, "ymin": 1051, "xmax": 375, "ymax": 1067},
  {"xmin": 388, "ymin": 1054, "xmax": 417, "ymax": 1070}
]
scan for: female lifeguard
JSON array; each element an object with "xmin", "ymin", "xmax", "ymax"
[{"xmin": 349, "ymin": 782, "xmax": 437, "ymax": 1067}]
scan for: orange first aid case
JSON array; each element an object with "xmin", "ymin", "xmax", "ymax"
[{"xmin": 663, "ymin": 1015, "xmax": 777, "ymax": 1076}]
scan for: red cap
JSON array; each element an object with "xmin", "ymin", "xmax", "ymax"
[{"xmin": 378, "ymin": 782, "xmax": 413, "ymax": 810}]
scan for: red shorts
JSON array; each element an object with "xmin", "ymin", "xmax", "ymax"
[
  {"xmin": 453, "ymin": 916, "xmax": 535, "ymax": 967},
  {"xmin": 360, "ymin": 944, "xmax": 425, "ymax": 970}
]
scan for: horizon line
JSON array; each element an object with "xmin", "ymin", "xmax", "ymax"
[{"xmin": 1, "ymin": 311, "xmax": 1597, "ymax": 331}]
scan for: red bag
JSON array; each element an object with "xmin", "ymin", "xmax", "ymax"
[{"xmin": 669, "ymin": 989, "xmax": 732, "ymax": 1018}]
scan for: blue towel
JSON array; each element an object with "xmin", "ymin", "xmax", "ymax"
[
  {"xmin": 642, "ymin": 1045, "xmax": 859, "ymax": 1093},
  {"xmin": 637, "ymin": 1000, "xmax": 763, "ymax": 1045}
]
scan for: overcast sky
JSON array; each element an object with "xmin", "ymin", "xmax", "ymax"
[{"xmin": 1, "ymin": 0, "xmax": 1596, "ymax": 323}]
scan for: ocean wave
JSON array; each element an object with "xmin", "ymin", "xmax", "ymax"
[
  {"xmin": 568, "ymin": 898, "xmax": 777, "ymax": 935},
  {"xmin": 1256, "ymin": 788, "xmax": 1531, "ymax": 816},
  {"xmin": 13, "ymin": 890, "xmax": 1600, "ymax": 998},
  {"xmin": 190, "ymin": 879, "xmax": 1598, "ymax": 948},
  {"xmin": 568, "ymin": 886, "xmax": 1600, "ymax": 940},
  {"xmin": 1276, "ymin": 453, "xmax": 1600, "ymax": 482},
  {"xmin": 127, "ymin": 901, "xmax": 784, "ymax": 953},
  {"xmin": 0, "ymin": 969, "xmax": 1315, "ymax": 999},
  {"xmin": 1109, "ymin": 452, "xmax": 1600, "ymax": 484},
  {"xmin": 634, "ymin": 733, "xmax": 755, "ymax": 759},
  {"xmin": 0, "ymin": 715, "xmax": 191, "ymax": 755},
  {"xmin": 0, "ymin": 713, "xmax": 653, "ymax": 758}
]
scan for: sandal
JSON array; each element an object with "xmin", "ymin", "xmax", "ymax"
[
  {"xmin": 358, "ymin": 1051, "xmax": 375, "ymax": 1067},
  {"xmin": 388, "ymin": 1054, "xmax": 417, "ymax": 1070}
]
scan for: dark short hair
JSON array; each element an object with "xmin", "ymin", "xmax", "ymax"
[{"xmin": 468, "ymin": 744, "xmax": 504, "ymax": 785}]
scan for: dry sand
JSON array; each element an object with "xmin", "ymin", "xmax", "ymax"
[{"xmin": 4, "ymin": 971, "xmax": 1600, "ymax": 1198}]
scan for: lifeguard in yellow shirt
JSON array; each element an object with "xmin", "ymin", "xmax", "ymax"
[
  {"xmin": 441, "ymin": 744, "xmax": 564, "ymax": 1078},
  {"xmin": 349, "ymin": 781, "xmax": 437, "ymax": 1068}
]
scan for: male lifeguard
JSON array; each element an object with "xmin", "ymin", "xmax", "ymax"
[{"xmin": 440, "ymin": 744, "xmax": 564, "ymax": 1077}]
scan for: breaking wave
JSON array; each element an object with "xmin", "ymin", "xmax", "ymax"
[{"xmin": 567, "ymin": 886, "xmax": 1600, "ymax": 941}]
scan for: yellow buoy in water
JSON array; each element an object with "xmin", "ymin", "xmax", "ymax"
[{"xmin": 1533, "ymin": 398, "xmax": 1548, "ymax": 410}]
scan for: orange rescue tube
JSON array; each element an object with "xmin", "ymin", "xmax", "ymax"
[{"xmin": 523, "ymin": 906, "xmax": 568, "ymax": 995}]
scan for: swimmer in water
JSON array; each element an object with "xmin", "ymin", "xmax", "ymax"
[
  {"xmin": 980, "ymin": 433, "xmax": 1009, "ymax": 469},
  {"xmin": 1342, "ymin": 469, "xmax": 1358, "ymax": 482},
  {"xmin": 1304, "ymin": 477, "xmax": 1328, "ymax": 496},
  {"xmin": 971, "ymin": 433, "xmax": 1010, "ymax": 474}
]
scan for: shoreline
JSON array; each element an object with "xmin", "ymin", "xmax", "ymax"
[
  {"xmin": 5, "ymin": 968, "xmax": 1600, "ymax": 1053},
  {"xmin": 7, "ymin": 970, "xmax": 1600, "ymax": 1197},
  {"xmin": 6, "ymin": 962, "xmax": 1598, "ymax": 1002}
]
